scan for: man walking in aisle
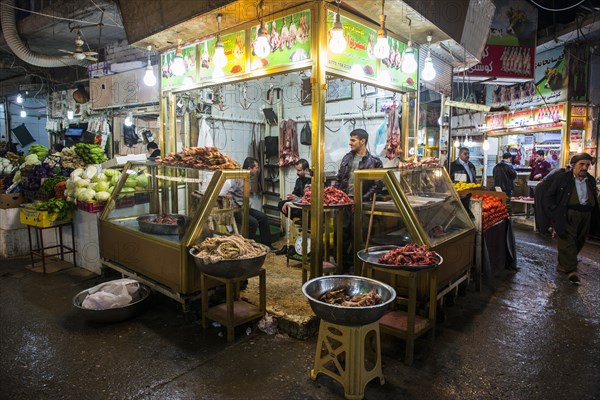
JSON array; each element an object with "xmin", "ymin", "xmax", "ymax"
[{"xmin": 542, "ymin": 153, "xmax": 600, "ymax": 284}]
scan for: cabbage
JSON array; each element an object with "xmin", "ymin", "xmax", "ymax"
[
  {"xmin": 95, "ymin": 173, "xmax": 107, "ymax": 182},
  {"xmin": 77, "ymin": 188, "xmax": 96, "ymax": 202},
  {"xmin": 74, "ymin": 178, "xmax": 89, "ymax": 188},
  {"xmin": 71, "ymin": 168, "xmax": 84, "ymax": 178},
  {"xmin": 88, "ymin": 182, "xmax": 98, "ymax": 191},
  {"xmin": 104, "ymin": 169, "xmax": 118, "ymax": 177},
  {"xmin": 95, "ymin": 181, "xmax": 110, "ymax": 192},
  {"xmin": 135, "ymin": 186, "xmax": 145, "ymax": 192},
  {"xmin": 124, "ymin": 178, "xmax": 137, "ymax": 188},
  {"xmin": 66, "ymin": 180, "xmax": 76, "ymax": 190},
  {"xmin": 110, "ymin": 175, "xmax": 120, "ymax": 185},
  {"xmin": 107, "ymin": 186, "xmax": 114, "ymax": 194},
  {"xmin": 95, "ymin": 191, "xmax": 110, "ymax": 201},
  {"xmin": 136, "ymin": 174, "xmax": 149, "ymax": 188},
  {"xmin": 83, "ymin": 165, "xmax": 98, "ymax": 180},
  {"xmin": 24, "ymin": 154, "xmax": 40, "ymax": 165},
  {"xmin": 75, "ymin": 187, "xmax": 87, "ymax": 197},
  {"xmin": 121, "ymin": 187, "xmax": 135, "ymax": 193}
]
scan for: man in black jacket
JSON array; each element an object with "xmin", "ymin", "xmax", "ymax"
[
  {"xmin": 334, "ymin": 129, "xmax": 383, "ymax": 273},
  {"xmin": 542, "ymin": 153, "xmax": 599, "ymax": 284},
  {"xmin": 449, "ymin": 147, "xmax": 477, "ymax": 183},
  {"xmin": 278, "ymin": 159, "xmax": 311, "ymax": 219},
  {"xmin": 493, "ymin": 152, "xmax": 517, "ymax": 197}
]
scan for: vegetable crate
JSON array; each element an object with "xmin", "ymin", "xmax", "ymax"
[
  {"xmin": 77, "ymin": 200, "xmax": 107, "ymax": 213},
  {"xmin": 19, "ymin": 205, "xmax": 73, "ymax": 228},
  {"xmin": 115, "ymin": 196, "xmax": 135, "ymax": 209}
]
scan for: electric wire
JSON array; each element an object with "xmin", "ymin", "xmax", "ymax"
[{"xmin": 528, "ymin": 0, "xmax": 586, "ymax": 12}]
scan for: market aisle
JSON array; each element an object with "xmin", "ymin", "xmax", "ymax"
[{"xmin": 1, "ymin": 225, "xmax": 598, "ymax": 400}]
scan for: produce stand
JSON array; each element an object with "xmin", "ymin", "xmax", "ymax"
[
  {"xmin": 353, "ymin": 167, "xmax": 476, "ymax": 301},
  {"xmin": 99, "ymin": 161, "xmax": 251, "ymax": 309}
]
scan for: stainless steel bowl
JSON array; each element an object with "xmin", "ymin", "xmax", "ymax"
[
  {"xmin": 137, "ymin": 214, "xmax": 191, "ymax": 235},
  {"xmin": 357, "ymin": 245, "xmax": 442, "ymax": 271},
  {"xmin": 72, "ymin": 283, "xmax": 151, "ymax": 323},
  {"xmin": 302, "ymin": 275, "xmax": 396, "ymax": 326},
  {"xmin": 189, "ymin": 244, "xmax": 269, "ymax": 279}
]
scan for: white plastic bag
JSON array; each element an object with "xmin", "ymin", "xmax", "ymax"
[{"xmin": 81, "ymin": 279, "xmax": 140, "ymax": 310}]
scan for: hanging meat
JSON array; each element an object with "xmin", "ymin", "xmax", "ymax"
[
  {"xmin": 279, "ymin": 119, "xmax": 299, "ymax": 166},
  {"xmin": 384, "ymin": 104, "xmax": 403, "ymax": 160},
  {"xmin": 280, "ymin": 17, "xmax": 290, "ymax": 51},
  {"xmin": 269, "ymin": 21, "xmax": 280, "ymax": 52}
]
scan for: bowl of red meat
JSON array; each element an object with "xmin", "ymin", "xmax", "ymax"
[
  {"xmin": 357, "ymin": 243, "xmax": 442, "ymax": 271},
  {"xmin": 137, "ymin": 214, "xmax": 192, "ymax": 235},
  {"xmin": 302, "ymin": 275, "xmax": 396, "ymax": 326},
  {"xmin": 296, "ymin": 186, "xmax": 353, "ymax": 207}
]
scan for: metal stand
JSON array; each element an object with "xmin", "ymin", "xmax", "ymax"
[{"xmin": 27, "ymin": 222, "xmax": 76, "ymax": 274}]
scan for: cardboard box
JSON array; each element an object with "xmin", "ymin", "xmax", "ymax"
[
  {"xmin": 19, "ymin": 205, "xmax": 73, "ymax": 228},
  {"xmin": 101, "ymin": 154, "xmax": 147, "ymax": 169},
  {"xmin": 0, "ymin": 208, "xmax": 25, "ymax": 230},
  {"xmin": 0, "ymin": 193, "xmax": 23, "ymax": 209}
]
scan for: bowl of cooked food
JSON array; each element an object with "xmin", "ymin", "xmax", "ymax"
[
  {"xmin": 301, "ymin": 275, "xmax": 396, "ymax": 326},
  {"xmin": 189, "ymin": 234, "xmax": 269, "ymax": 278},
  {"xmin": 137, "ymin": 214, "xmax": 191, "ymax": 235}
]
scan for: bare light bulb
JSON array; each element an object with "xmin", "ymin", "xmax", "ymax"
[
  {"xmin": 20, "ymin": 109, "xmax": 26, "ymax": 118},
  {"xmin": 143, "ymin": 46, "xmax": 157, "ymax": 86},
  {"xmin": 171, "ymin": 40, "xmax": 186, "ymax": 76},
  {"xmin": 482, "ymin": 139, "xmax": 490, "ymax": 151},
  {"xmin": 422, "ymin": 57, "xmax": 436, "ymax": 81},
  {"xmin": 253, "ymin": 22, "xmax": 271, "ymax": 58},
  {"xmin": 16, "ymin": 93, "xmax": 23, "ymax": 103},
  {"xmin": 373, "ymin": 13, "xmax": 390, "ymax": 59},
  {"xmin": 67, "ymin": 110, "xmax": 74, "ymax": 120},
  {"xmin": 453, "ymin": 138, "xmax": 460, "ymax": 148},
  {"xmin": 213, "ymin": 41, "xmax": 228, "ymax": 68},
  {"xmin": 124, "ymin": 113, "xmax": 133, "ymax": 127},
  {"xmin": 401, "ymin": 41, "xmax": 417, "ymax": 74},
  {"xmin": 329, "ymin": 12, "xmax": 346, "ymax": 54}
]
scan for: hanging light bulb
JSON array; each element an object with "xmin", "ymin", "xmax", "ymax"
[
  {"xmin": 67, "ymin": 110, "xmax": 74, "ymax": 120},
  {"xmin": 20, "ymin": 108, "xmax": 26, "ymax": 118},
  {"xmin": 171, "ymin": 39, "xmax": 186, "ymax": 76},
  {"xmin": 124, "ymin": 112, "xmax": 133, "ymax": 127},
  {"xmin": 482, "ymin": 139, "xmax": 490, "ymax": 151},
  {"xmin": 421, "ymin": 33, "xmax": 437, "ymax": 81},
  {"xmin": 453, "ymin": 138, "xmax": 460, "ymax": 148},
  {"xmin": 213, "ymin": 14, "xmax": 228, "ymax": 68},
  {"xmin": 16, "ymin": 93, "xmax": 23, "ymax": 103},
  {"xmin": 143, "ymin": 45, "xmax": 157, "ymax": 86},
  {"xmin": 373, "ymin": 0, "xmax": 390, "ymax": 59},
  {"xmin": 401, "ymin": 18, "xmax": 417, "ymax": 74},
  {"xmin": 253, "ymin": 1, "xmax": 271, "ymax": 58},
  {"xmin": 329, "ymin": 0, "xmax": 346, "ymax": 54}
]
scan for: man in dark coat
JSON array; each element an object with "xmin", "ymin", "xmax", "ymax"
[
  {"xmin": 541, "ymin": 153, "xmax": 599, "ymax": 284},
  {"xmin": 493, "ymin": 152, "xmax": 517, "ymax": 197},
  {"xmin": 449, "ymin": 147, "xmax": 477, "ymax": 183}
]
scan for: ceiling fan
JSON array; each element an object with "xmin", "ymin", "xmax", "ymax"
[{"xmin": 58, "ymin": 30, "xmax": 98, "ymax": 62}]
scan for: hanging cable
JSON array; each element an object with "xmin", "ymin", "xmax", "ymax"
[{"xmin": 528, "ymin": 0, "xmax": 586, "ymax": 12}]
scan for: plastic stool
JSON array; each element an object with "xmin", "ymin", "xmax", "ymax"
[{"xmin": 311, "ymin": 320, "xmax": 384, "ymax": 400}]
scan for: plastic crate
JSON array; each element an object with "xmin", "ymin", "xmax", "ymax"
[
  {"xmin": 77, "ymin": 200, "xmax": 107, "ymax": 213},
  {"xmin": 19, "ymin": 205, "xmax": 73, "ymax": 228},
  {"xmin": 115, "ymin": 196, "xmax": 135, "ymax": 209}
]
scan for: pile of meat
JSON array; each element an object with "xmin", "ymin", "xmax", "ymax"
[
  {"xmin": 191, "ymin": 234, "xmax": 267, "ymax": 264},
  {"xmin": 159, "ymin": 147, "xmax": 240, "ymax": 169},
  {"xmin": 377, "ymin": 243, "xmax": 440, "ymax": 267},
  {"xmin": 147, "ymin": 214, "xmax": 180, "ymax": 225},
  {"xmin": 299, "ymin": 186, "xmax": 353, "ymax": 206},
  {"xmin": 319, "ymin": 288, "xmax": 382, "ymax": 307},
  {"xmin": 384, "ymin": 105, "xmax": 403, "ymax": 160},
  {"xmin": 398, "ymin": 156, "xmax": 440, "ymax": 169}
]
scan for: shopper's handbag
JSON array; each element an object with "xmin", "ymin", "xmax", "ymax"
[
  {"xmin": 300, "ymin": 122, "xmax": 312, "ymax": 145},
  {"xmin": 264, "ymin": 136, "xmax": 279, "ymax": 158}
]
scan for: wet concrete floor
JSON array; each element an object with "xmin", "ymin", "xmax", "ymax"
[{"xmin": 1, "ymin": 225, "xmax": 599, "ymax": 399}]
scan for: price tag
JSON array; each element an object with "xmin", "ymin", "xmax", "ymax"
[{"xmin": 456, "ymin": 173, "xmax": 467, "ymax": 182}]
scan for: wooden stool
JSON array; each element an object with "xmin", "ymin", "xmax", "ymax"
[{"xmin": 311, "ymin": 320, "xmax": 384, "ymax": 400}]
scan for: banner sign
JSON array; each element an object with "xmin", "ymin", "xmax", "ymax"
[
  {"xmin": 486, "ymin": 103, "xmax": 565, "ymax": 134},
  {"xmin": 198, "ymin": 30, "xmax": 246, "ymax": 81},
  {"xmin": 161, "ymin": 44, "xmax": 197, "ymax": 89}
]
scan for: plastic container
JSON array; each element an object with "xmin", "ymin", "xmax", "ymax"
[{"xmin": 77, "ymin": 200, "xmax": 107, "ymax": 213}]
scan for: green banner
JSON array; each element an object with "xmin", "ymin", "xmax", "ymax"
[
  {"xmin": 249, "ymin": 10, "xmax": 311, "ymax": 71},
  {"xmin": 161, "ymin": 45, "xmax": 197, "ymax": 89},
  {"xmin": 380, "ymin": 37, "xmax": 417, "ymax": 91},
  {"xmin": 199, "ymin": 30, "xmax": 246, "ymax": 80},
  {"xmin": 326, "ymin": 11, "xmax": 378, "ymax": 78}
]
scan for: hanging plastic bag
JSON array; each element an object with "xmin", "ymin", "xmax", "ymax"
[
  {"xmin": 300, "ymin": 122, "xmax": 311, "ymax": 145},
  {"xmin": 374, "ymin": 116, "xmax": 388, "ymax": 157}
]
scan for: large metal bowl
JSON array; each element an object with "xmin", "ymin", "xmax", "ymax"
[
  {"xmin": 72, "ymin": 283, "xmax": 151, "ymax": 323},
  {"xmin": 136, "ymin": 214, "xmax": 191, "ymax": 235},
  {"xmin": 189, "ymin": 245, "xmax": 269, "ymax": 279},
  {"xmin": 302, "ymin": 275, "xmax": 396, "ymax": 326},
  {"xmin": 357, "ymin": 245, "xmax": 443, "ymax": 271}
]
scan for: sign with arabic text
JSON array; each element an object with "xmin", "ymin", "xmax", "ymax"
[
  {"xmin": 486, "ymin": 103, "xmax": 565, "ymax": 134},
  {"xmin": 198, "ymin": 30, "xmax": 246, "ymax": 81},
  {"xmin": 379, "ymin": 36, "xmax": 417, "ymax": 91},
  {"xmin": 161, "ymin": 44, "xmax": 197, "ymax": 89},
  {"xmin": 249, "ymin": 10, "xmax": 311, "ymax": 71}
]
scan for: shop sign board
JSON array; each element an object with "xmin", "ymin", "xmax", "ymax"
[
  {"xmin": 486, "ymin": 46, "xmax": 567, "ymax": 109},
  {"xmin": 161, "ymin": 44, "xmax": 198, "ymax": 89},
  {"xmin": 326, "ymin": 11, "xmax": 417, "ymax": 92},
  {"xmin": 249, "ymin": 10, "xmax": 312, "ymax": 71},
  {"xmin": 198, "ymin": 30, "xmax": 246, "ymax": 81},
  {"xmin": 462, "ymin": 0, "xmax": 537, "ymax": 80},
  {"xmin": 486, "ymin": 103, "xmax": 565, "ymax": 135}
]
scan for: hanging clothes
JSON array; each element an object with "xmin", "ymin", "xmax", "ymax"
[
  {"xmin": 278, "ymin": 118, "xmax": 299, "ymax": 166},
  {"xmin": 384, "ymin": 105, "xmax": 402, "ymax": 160},
  {"xmin": 197, "ymin": 117, "xmax": 214, "ymax": 147}
]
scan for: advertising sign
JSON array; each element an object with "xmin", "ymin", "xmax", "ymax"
[
  {"xmin": 198, "ymin": 30, "xmax": 246, "ymax": 81},
  {"xmin": 161, "ymin": 45, "xmax": 197, "ymax": 89},
  {"xmin": 249, "ymin": 10, "xmax": 311, "ymax": 71}
]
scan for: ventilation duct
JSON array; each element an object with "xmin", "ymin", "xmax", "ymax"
[{"xmin": 1, "ymin": 0, "xmax": 87, "ymax": 68}]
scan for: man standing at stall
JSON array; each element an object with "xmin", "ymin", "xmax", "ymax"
[
  {"xmin": 449, "ymin": 147, "xmax": 477, "ymax": 183},
  {"xmin": 529, "ymin": 150, "xmax": 552, "ymax": 181},
  {"xmin": 542, "ymin": 153, "xmax": 599, "ymax": 284},
  {"xmin": 220, "ymin": 157, "xmax": 274, "ymax": 250},
  {"xmin": 334, "ymin": 129, "xmax": 383, "ymax": 273},
  {"xmin": 493, "ymin": 152, "xmax": 517, "ymax": 197}
]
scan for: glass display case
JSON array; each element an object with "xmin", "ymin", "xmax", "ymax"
[
  {"xmin": 99, "ymin": 161, "xmax": 250, "ymax": 304},
  {"xmin": 353, "ymin": 167, "xmax": 476, "ymax": 297}
]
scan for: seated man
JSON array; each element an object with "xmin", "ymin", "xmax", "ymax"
[
  {"xmin": 220, "ymin": 157, "xmax": 274, "ymax": 250},
  {"xmin": 278, "ymin": 158, "xmax": 312, "ymax": 220},
  {"xmin": 147, "ymin": 142, "xmax": 160, "ymax": 159}
]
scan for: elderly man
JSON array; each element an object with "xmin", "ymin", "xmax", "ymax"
[
  {"xmin": 449, "ymin": 147, "xmax": 477, "ymax": 183},
  {"xmin": 542, "ymin": 153, "xmax": 599, "ymax": 284}
]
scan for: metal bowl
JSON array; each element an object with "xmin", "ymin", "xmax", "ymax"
[
  {"xmin": 302, "ymin": 275, "xmax": 396, "ymax": 326},
  {"xmin": 136, "ymin": 214, "xmax": 191, "ymax": 235},
  {"xmin": 357, "ymin": 245, "xmax": 443, "ymax": 271},
  {"xmin": 189, "ymin": 245, "xmax": 269, "ymax": 279},
  {"xmin": 72, "ymin": 283, "xmax": 151, "ymax": 323}
]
